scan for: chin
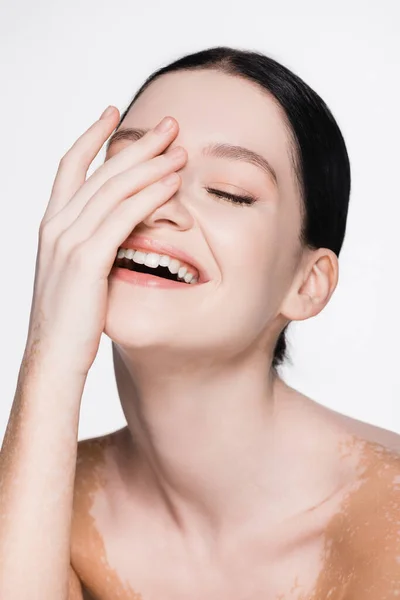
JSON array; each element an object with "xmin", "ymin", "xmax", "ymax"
[
  {"xmin": 105, "ymin": 276, "xmax": 265, "ymax": 360},
  {"xmin": 104, "ymin": 304, "xmax": 172, "ymax": 351}
]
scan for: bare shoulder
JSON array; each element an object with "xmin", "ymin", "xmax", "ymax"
[
  {"xmin": 343, "ymin": 441, "xmax": 400, "ymax": 597},
  {"xmin": 72, "ymin": 425, "xmax": 125, "ymax": 514},
  {"xmin": 71, "ymin": 429, "xmax": 120, "ymax": 519},
  {"xmin": 73, "ymin": 427, "xmax": 126, "ymax": 498},
  {"xmin": 70, "ymin": 428, "xmax": 126, "ymax": 598},
  {"xmin": 313, "ymin": 402, "xmax": 400, "ymax": 597},
  {"xmin": 310, "ymin": 438, "xmax": 400, "ymax": 598},
  {"xmin": 312, "ymin": 393, "xmax": 400, "ymax": 520}
]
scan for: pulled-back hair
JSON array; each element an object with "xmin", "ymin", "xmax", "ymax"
[{"xmin": 115, "ymin": 46, "xmax": 351, "ymax": 372}]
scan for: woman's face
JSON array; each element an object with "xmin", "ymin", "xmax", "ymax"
[{"xmin": 105, "ymin": 69, "xmax": 305, "ymax": 363}]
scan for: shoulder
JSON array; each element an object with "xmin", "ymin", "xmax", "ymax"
[
  {"xmin": 73, "ymin": 427, "xmax": 125, "ymax": 491},
  {"xmin": 303, "ymin": 397, "xmax": 400, "ymax": 597},
  {"xmin": 72, "ymin": 427, "xmax": 126, "ymax": 525},
  {"xmin": 70, "ymin": 429, "xmax": 125, "ymax": 596},
  {"xmin": 339, "ymin": 440, "xmax": 400, "ymax": 598}
]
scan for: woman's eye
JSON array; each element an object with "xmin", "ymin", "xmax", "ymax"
[{"xmin": 205, "ymin": 187, "xmax": 257, "ymax": 206}]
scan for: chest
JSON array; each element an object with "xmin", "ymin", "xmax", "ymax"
[{"xmin": 71, "ymin": 507, "xmax": 352, "ymax": 600}]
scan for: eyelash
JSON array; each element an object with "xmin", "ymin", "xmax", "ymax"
[{"xmin": 205, "ymin": 187, "xmax": 257, "ymax": 206}]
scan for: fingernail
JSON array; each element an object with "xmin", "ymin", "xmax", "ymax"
[
  {"xmin": 167, "ymin": 146, "xmax": 185, "ymax": 159},
  {"xmin": 100, "ymin": 106, "xmax": 115, "ymax": 120},
  {"xmin": 155, "ymin": 117, "xmax": 174, "ymax": 133}
]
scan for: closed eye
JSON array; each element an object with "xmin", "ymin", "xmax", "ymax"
[{"xmin": 205, "ymin": 187, "xmax": 257, "ymax": 206}]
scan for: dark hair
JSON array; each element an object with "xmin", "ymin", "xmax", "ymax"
[{"xmin": 115, "ymin": 46, "xmax": 351, "ymax": 373}]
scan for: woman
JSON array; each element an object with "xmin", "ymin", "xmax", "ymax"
[{"xmin": 1, "ymin": 46, "xmax": 399, "ymax": 600}]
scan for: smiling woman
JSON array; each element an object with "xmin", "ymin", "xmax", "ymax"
[
  {"xmin": 1, "ymin": 46, "xmax": 399, "ymax": 600},
  {"xmin": 103, "ymin": 47, "xmax": 350, "ymax": 373}
]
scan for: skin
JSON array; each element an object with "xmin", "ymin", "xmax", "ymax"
[{"xmin": 68, "ymin": 70, "xmax": 400, "ymax": 599}]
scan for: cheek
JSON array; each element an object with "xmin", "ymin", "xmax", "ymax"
[
  {"xmin": 213, "ymin": 205, "xmax": 281, "ymax": 281},
  {"xmin": 195, "ymin": 193, "xmax": 295, "ymax": 302},
  {"xmin": 215, "ymin": 205, "xmax": 297, "ymax": 321}
]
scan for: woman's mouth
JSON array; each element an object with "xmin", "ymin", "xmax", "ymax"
[{"xmin": 113, "ymin": 247, "xmax": 199, "ymax": 285}]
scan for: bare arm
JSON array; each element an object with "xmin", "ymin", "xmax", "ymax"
[
  {"xmin": 0, "ymin": 109, "xmax": 186, "ymax": 599},
  {"xmin": 0, "ymin": 361, "xmax": 86, "ymax": 599}
]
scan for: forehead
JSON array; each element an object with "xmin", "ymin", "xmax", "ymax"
[{"xmin": 122, "ymin": 70, "xmax": 292, "ymax": 173}]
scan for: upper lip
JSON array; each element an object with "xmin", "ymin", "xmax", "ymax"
[{"xmin": 120, "ymin": 234, "xmax": 210, "ymax": 283}]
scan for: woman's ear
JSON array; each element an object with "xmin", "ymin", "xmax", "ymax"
[{"xmin": 279, "ymin": 248, "xmax": 339, "ymax": 322}]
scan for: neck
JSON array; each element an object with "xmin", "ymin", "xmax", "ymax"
[{"xmin": 112, "ymin": 344, "xmax": 334, "ymax": 539}]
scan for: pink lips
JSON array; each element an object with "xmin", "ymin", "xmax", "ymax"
[{"xmin": 120, "ymin": 234, "xmax": 210, "ymax": 284}]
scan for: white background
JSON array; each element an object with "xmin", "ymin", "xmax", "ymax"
[{"xmin": 0, "ymin": 0, "xmax": 399, "ymax": 444}]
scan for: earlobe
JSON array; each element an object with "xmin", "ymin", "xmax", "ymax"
[{"xmin": 280, "ymin": 249, "xmax": 339, "ymax": 323}]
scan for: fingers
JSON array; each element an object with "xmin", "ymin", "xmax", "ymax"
[
  {"xmin": 57, "ymin": 172, "xmax": 182, "ymax": 278},
  {"xmin": 102, "ymin": 115, "xmax": 180, "ymax": 175},
  {"xmin": 43, "ymin": 116, "xmax": 181, "ymax": 235},
  {"xmin": 56, "ymin": 145, "xmax": 187, "ymax": 248},
  {"xmin": 43, "ymin": 107, "xmax": 121, "ymax": 221},
  {"xmin": 63, "ymin": 117, "xmax": 182, "ymax": 225}
]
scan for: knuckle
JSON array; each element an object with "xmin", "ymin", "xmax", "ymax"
[
  {"xmin": 100, "ymin": 176, "xmax": 120, "ymax": 194},
  {"xmin": 38, "ymin": 217, "xmax": 49, "ymax": 236},
  {"xmin": 100, "ymin": 171, "xmax": 134, "ymax": 198},
  {"xmin": 58, "ymin": 152, "xmax": 72, "ymax": 169},
  {"xmin": 54, "ymin": 231, "xmax": 75, "ymax": 261},
  {"xmin": 67, "ymin": 243, "xmax": 91, "ymax": 270},
  {"xmin": 38, "ymin": 217, "xmax": 57, "ymax": 245},
  {"xmin": 59, "ymin": 140, "xmax": 84, "ymax": 168}
]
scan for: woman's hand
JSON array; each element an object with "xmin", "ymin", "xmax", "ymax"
[
  {"xmin": 25, "ymin": 108, "xmax": 187, "ymax": 378},
  {"xmin": 1, "ymin": 108, "xmax": 187, "ymax": 600}
]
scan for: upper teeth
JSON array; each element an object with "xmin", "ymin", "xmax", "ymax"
[{"xmin": 116, "ymin": 248, "xmax": 199, "ymax": 284}]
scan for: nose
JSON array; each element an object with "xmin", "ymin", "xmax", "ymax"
[{"xmin": 140, "ymin": 177, "xmax": 194, "ymax": 232}]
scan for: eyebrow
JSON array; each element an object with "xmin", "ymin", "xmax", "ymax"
[{"xmin": 106, "ymin": 127, "xmax": 278, "ymax": 185}]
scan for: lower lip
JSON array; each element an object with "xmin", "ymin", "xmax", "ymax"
[{"xmin": 110, "ymin": 266, "xmax": 196, "ymax": 288}]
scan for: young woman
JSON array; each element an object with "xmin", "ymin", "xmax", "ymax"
[{"xmin": 1, "ymin": 46, "xmax": 399, "ymax": 600}]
